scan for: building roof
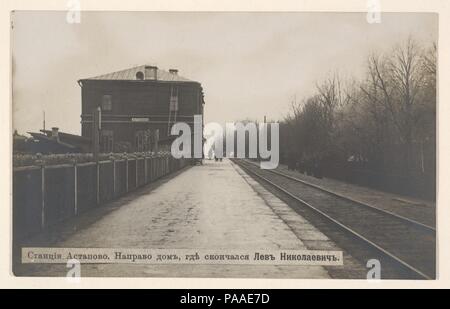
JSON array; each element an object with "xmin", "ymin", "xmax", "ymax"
[
  {"xmin": 27, "ymin": 132, "xmax": 79, "ymax": 149},
  {"xmin": 13, "ymin": 130, "xmax": 28, "ymax": 141},
  {"xmin": 79, "ymin": 65, "xmax": 195, "ymax": 83},
  {"xmin": 40, "ymin": 130, "xmax": 91, "ymax": 143}
]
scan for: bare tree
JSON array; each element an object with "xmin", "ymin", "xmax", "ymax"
[
  {"xmin": 365, "ymin": 38, "xmax": 430, "ymax": 172},
  {"xmin": 278, "ymin": 37, "xmax": 436, "ymax": 197}
]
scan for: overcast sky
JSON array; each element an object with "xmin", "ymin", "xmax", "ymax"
[{"xmin": 12, "ymin": 11, "xmax": 437, "ymax": 135}]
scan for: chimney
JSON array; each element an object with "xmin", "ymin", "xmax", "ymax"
[
  {"xmin": 51, "ymin": 127, "xmax": 60, "ymax": 142},
  {"xmin": 145, "ymin": 65, "xmax": 158, "ymax": 80},
  {"xmin": 135, "ymin": 71, "xmax": 144, "ymax": 80},
  {"xmin": 169, "ymin": 69, "xmax": 178, "ymax": 75}
]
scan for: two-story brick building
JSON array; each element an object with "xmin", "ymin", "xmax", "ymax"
[{"xmin": 78, "ymin": 65, "xmax": 205, "ymax": 153}]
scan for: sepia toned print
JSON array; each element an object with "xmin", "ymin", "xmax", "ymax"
[{"xmin": 11, "ymin": 11, "xmax": 436, "ymax": 279}]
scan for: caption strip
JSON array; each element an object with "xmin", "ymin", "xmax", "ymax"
[{"xmin": 22, "ymin": 248, "xmax": 343, "ymax": 266}]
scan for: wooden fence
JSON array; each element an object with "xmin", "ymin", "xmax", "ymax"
[{"xmin": 13, "ymin": 153, "xmax": 188, "ymax": 241}]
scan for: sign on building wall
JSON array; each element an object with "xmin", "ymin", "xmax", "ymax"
[{"xmin": 131, "ymin": 117, "xmax": 150, "ymax": 122}]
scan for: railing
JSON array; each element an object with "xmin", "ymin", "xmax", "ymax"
[{"xmin": 13, "ymin": 153, "xmax": 189, "ymax": 241}]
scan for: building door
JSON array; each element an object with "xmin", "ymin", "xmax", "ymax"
[
  {"xmin": 101, "ymin": 130, "xmax": 114, "ymax": 153},
  {"xmin": 135, "ymin": 130, "xmax": 151, "ymax": 152}
]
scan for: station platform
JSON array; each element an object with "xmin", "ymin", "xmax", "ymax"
[{"xmin": 17, "ymin": 159, "xmax": 365, "ymax": 278}]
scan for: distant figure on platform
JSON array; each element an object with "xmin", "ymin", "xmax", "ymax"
[
  {"xmin": 313, "ymin": 159, "xmax": 323, "ymax": 179},
  {"xmin": 208, "ymin": 147, "xmax": 214, "ymax": 160},
  {"xmin": 287, "ymin": 152, "xmax": 296, "ymax": 171},
  {"xmin": 298, "ymin": 158, "xmax": 306, "ymax": 174}
]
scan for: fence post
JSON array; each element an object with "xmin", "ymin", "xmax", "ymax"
[
  {"xmin": 166, "ymin": 156, "xmax": 169, "ymax": 174},
  {"xmin": 40, "ymin": 164, "xmax": 45, "ymax": 230},
  {"xmin": 165, "ymin": 156, "xmax": 167, "ymax": 175},
  {"xmin": 150, "ymin": 156, "xmax": 154, "ymax": 181},
  {"xmin": 163, "ymin": 156, "xmax": 166, "ymax": 175},
  {"xmin": 135, "ymin": 158, "xmax": 138, "ymax": 187},
  {"xmin": 144, "ymin": 157, "xmax": 148, "ymax": 184},
  {"xmin": 125, "ymin": 157, "xmax": 129, "ymax": 192},
  {"xmin": 113, "ymin": 159, "xmax": 116, "ymax": 197},
  {"xmin": 158, "ymin": 156, "xmax": 161, "ymax": 178},
  {"xmin": 96, "ymin": 162, "xmax": 100, "ymax": 205},
  {"xmin": 74, "ymin": 163, "xmax": 78, "ymax": 216},
  {"xmin": 154, "ymin": 156, "xmax": 157, "ymax": 179}
]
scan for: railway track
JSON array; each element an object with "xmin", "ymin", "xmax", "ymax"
[{"xmin": 233, "ymin": 159, "xmax": 436, "ymax": 280}]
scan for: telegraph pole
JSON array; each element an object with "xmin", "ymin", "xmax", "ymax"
[{"xmin": 92, "ymin": 107, "xmax": 101, "ymax": 161}]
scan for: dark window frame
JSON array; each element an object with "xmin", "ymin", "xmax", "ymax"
[
  {"xmin": 135, "ymin": 130, "xmax": 152, "ymax": 152},
  {"xmin": 101, "ymin": 94, "xmax": 113, "ymax": 111},
  {"xmin": 101, "ymin": 130, "xmax": 114, "ymax": 153}
]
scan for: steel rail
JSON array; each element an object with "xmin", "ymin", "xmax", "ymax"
[
  {"xmin": 242, "ymin": 159, "xmax": 435, "ymax": 232},
  {"xmin": 233, "ymin": 159, "xmax": 433, "ymax": 280}
]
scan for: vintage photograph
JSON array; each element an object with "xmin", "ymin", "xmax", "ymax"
[{"xmin": 11, "ymin": 11, "xmax": 437, "ymax": 279}]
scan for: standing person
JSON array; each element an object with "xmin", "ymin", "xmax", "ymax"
[{"xmin": 288, "ymin": 152, "xmax": 295, "ymax": 170}]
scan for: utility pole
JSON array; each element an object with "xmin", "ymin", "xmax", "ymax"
[
  {"xmin": 43, "ymin": 111, "xmax": 46, "ymax": 131},
  {"xmin": 92, "ymin": 107, "xmax": 101, "ymax": 161}
]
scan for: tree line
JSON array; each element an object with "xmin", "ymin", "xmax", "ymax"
[{"xmin": 279, "ymin": 37, "xmax": 436, "ymax": 199}]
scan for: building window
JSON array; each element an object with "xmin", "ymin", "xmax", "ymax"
[
  {"xmin": 101, "ymin": 130, "xmax": 114, "ymax": 153},
  {"xmin": 135, "ymin": 130, "xmax": 151, "ymax": 152},
  {"xmin": 169, "ymin": 85, "xmax": 179, "ymax": 112},
  {"xmin": 101, "ymin": 95, "xmax": 112, "ymax": 111}
]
